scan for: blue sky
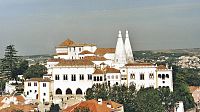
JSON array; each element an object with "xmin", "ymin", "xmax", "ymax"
[{"xmin": 0, "ymin": 0, "xmax": 200, "ymax": 57}]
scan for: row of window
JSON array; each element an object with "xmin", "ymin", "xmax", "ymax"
[
  {"xmin": 26, "ymin": 91, "xmax": 46, "ymax": 96},
  {"xmin": 130, "ymin": 73, "xmax": 170, "ymax": 80},
  {"xmin": 28, "ymin": 82, "xmax": 46, "ymax": 87},
  {"xmin": 107, "ymin": 75, "xmax": 119, "ymax": 79},
  {"xmin": 130, "ymin": 73, "xmax": 153, "ymax": 80},
  {"xmin": 93, "ymin": 76, "xmax": 103, "ymax": 81},
  {"xmin": 68, "ymin": 47, "xmax": 82, "ymax": 52},
  {"xmin": 55, "ymin": 74, "xmax": 93, "ymax": 81},
  {"xmin": 158, "ymin": 74, "xmax": 169, "ymax": 80}
]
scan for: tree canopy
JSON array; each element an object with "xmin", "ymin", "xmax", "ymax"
[{"xmin": 23, "ymin": 63, "xmax": 47, "ymax": 79}]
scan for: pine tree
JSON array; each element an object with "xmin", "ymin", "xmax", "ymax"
[{"xmin": 2, "ymin": 45, "xmax": 18, "ymax": 80}]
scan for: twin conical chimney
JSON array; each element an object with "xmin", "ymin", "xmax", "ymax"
[
  {"xmin": 114, "ymin": 30, "xmax": 127, "ymax": 65},
  {"xmin": 125, "ymin": 30, "xmax": 134, "ymax": 63},
  {"xmin": 114, "ymin": 30, "xmax": 134, "ymax": 65}
]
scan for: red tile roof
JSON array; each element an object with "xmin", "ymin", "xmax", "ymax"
[
  {"xmin": 93, "ymin": 69, "xmax": 104, "ymax": 74},
  {"xmin": 58, "ymin": 39, "xmax": 96, "ymax": 47},
  {"xmin": 56, "ymin": 59, "xmax": 94, "ymax": 66},
  {"xmin": 157, "ymin": 65, "xmax": 167, "ymax": 70},
  {"xmin": 79, "ymin": 50, "xmax": 94, "ymax": 55},
  {"xmin": 95, "ymin": 48, "xmax": 115, "ymax": 56},
  {"xmin": 47, "ymin": 58, "xmax": 64, "ymax": 62},
  {"xmin": 83, "ymin": 56, "xmax": 107, "ymax": 61},
  {"xmin": 106, "ymin": 68, "xmax": 120, "ymax": 73},
  {"xmin": 63, "ymin": 99, "xmax": 122, "ymax": 112},
  {"xmin": 189, "ymin": 86, "xmax": 200, "ymax": 93},
  {"xmin": 125, "ymin": 63, "xmax": 153, "ymax": 67},
  {"xmin": 15, "ymin": 95, "xmax": 25, "ymax": 103},
  {"xmin": 0, "ymin": 104, "xmax": 36, "ymax": 112}
]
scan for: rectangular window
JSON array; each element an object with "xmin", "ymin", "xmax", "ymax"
[
  {"xmin": 94, "ymin": 76, "xmax": 96, "ymax": 81},
  {"xmin": 100, "ymin": 76, "xmax": 102, "ymax": 81},
  {"xmin": 43, "ymin": 83, "xmax": 46, "ymax": 87},
  {"xmin": 44, "ymin": 93, "xmax": 46, "ymax": 96},
  {"xmin": 55, "ymin": 75, "xmax": 60, "ymax": 80},
  {"xmin": 79, "ymin": 48, "xmax": 81, "ymax": 52},
  {"xmin": 80, "ymin": 74, "xmax": 84, "ymax": 80},
  {"xmin": 28, "ymin": 82, "xmax": 31, "ymax": 86},
  {"xmin": 71, "ymin": 74, "xmax": 76, "ymax": 81},
  {"xmin": 88, "ymin": 74, "xmax": 92, "ymax": 80},
  {"xmin": 140, "ymin": 74, "xmax": 144, "ymax": 80},
  {"xmin": 63, "ymin": 74, "xmax": 68, "ymax": 80},
  {"xmin": 34, "ymin": 82, "xmax": 37, "ymax": 86}
]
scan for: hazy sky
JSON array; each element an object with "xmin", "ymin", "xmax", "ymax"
[{"xmin": 0, "ymin": 0, "xmax": 200, "ymax": 57}]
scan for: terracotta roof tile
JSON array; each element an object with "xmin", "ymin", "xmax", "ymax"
[
  {"xmin": 125, "ymin": 63, "xmax": 153, "ymax": 67},
  {"xmin": 157, "ymin": 65, "xmax": 167, "ymax": 70},
  {"xmin": 0, "ymin": 104, "xmax": 36, "ymax": 112},
  {"xmin": 93, "ymin": 69, "xmax": 104, "ymax": 74},
  {"xmin": 106, "ymin": 68, "xmax": 120, "ymax": 73},
  {"xmin": 25, "ymin": 78, "xmax": 51, "ymax": 82},
  {"xmin": 83, "ymin": 56, "xmax": 107, "ymax": 61},
  {"xmin": 47, "ymin": 58, "xmax": 64, "ymax": 62},
  {"xmin": 58, "ymin": 39, "xmax": 96, "ymax": 47},
  {"xmin": 63, "ymin": 99, "xmax": 113, "ymax": 112},
  {"xmin": 58, "ymin": 39, "xmax": 75, "ymax": 47},
  {"xmin": 79, "ymin": 50, "xmax": 94, "ymax": 55},
  {"xmin": 56, "ymin": 59, "xmax": 94, "ymax": 66},
  {"xmin": 95, "ymin": 48, "xmax": 115, "ymax": 56},
  {"xmin": 15, "ymin": 95, "xmax": 25, "ymax": 103},
  {"xmin": 102, "ymin": 100, "xmax": 122, "ymax": 109},
  {"xmin": 189, "ymin": 86, "xmax": 200, "ymax": 93}
]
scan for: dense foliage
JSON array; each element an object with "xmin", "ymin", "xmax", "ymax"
[
  {"xmin": 23, "ymin": 63, "xmax": 47, "ymax": 79},
  {"xmin": 1, "ymin": 45, "xmax": 18, "ymax": 80},
  {"xmin": 85, "ymin": 83, "xmax": 176, "ymax": 112}
]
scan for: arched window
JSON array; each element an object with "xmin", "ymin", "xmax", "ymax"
[
  {"xmin": 130, "ymin": 74, "xmax": 135, "ymax": 79},
  {"xmin": 149, "ymin": 73, "xmax": 154, "ymax": 79},
  {"xmin": 76, "ymin": 88, "xmax": 82, "ymax": 95},
  {"xmin": 66, "ymin": 88, "xmax": 72, "ymax": 94},
  {"xmin": 55, "ymin": 88, "xmax": 62, "ymax": 95}
]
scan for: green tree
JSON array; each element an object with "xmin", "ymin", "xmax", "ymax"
[
  {"xmin": 158, "ymin": 88, "xmax": 175, "ymax": 111},
  {"xmin": 50, "ymin": 103, "xmax": 60, "ymax": 112},
  {"xmin": 23, "ymin": 63, "xmax": 47, "ymax": 79},
  {"xmin": 2, "ymin": 45, "xmax": 18, "ymax": 80},
  {"xmin": 135, "ymin": 88, "xmax": 165, "ymax": 112}
]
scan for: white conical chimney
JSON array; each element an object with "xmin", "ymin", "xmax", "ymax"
[
  {"xmin": 114, "ymin": 30, "xmax": 127, "ymax": 65},
  {"xmin": 125, "ymin": 30, "xmax": 134, "ymax": 63}
]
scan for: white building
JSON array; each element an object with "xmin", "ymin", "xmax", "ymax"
[
  {"xmin": 24, "ymin": 78, "xmax": 51, "ymax": 103},
  {"xmin": 24, "ymin": 30, "xmax": 173, "ymax": 103}
]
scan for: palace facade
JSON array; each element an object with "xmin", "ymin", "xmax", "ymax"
[{"xmin": 24, "ymin": 30, "xmax": 173, "ymax": 103}]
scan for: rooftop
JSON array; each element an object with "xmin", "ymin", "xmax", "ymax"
[
  {"xmin": 56, "ymin": 59, "xmax": 94, "ymax": 66},
  {"xmin": 79, "ymin": 50, "xmax": 94, "ymax": 55},
  {"xmin": 95, "ymin": 48, "xmax": 115, "ymax": 56},
  {"xmin": 63, "ymin": 99, "xmax": 122, "ymax": 112},
  {"xmin": 83, "ymin": 56, "xmax": 107, "ymax": 61},
  {"xmin": 58, "ymin": 39, "xmax": 96, "ymax": 47},
  {"xmin": 25, "ymin": 78, "xmax": 51, "ymax": 82}
]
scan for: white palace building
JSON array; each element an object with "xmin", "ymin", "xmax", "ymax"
[{"xmin": 24, "ymin": 30, "xmax": 173, "ymax": 103}]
